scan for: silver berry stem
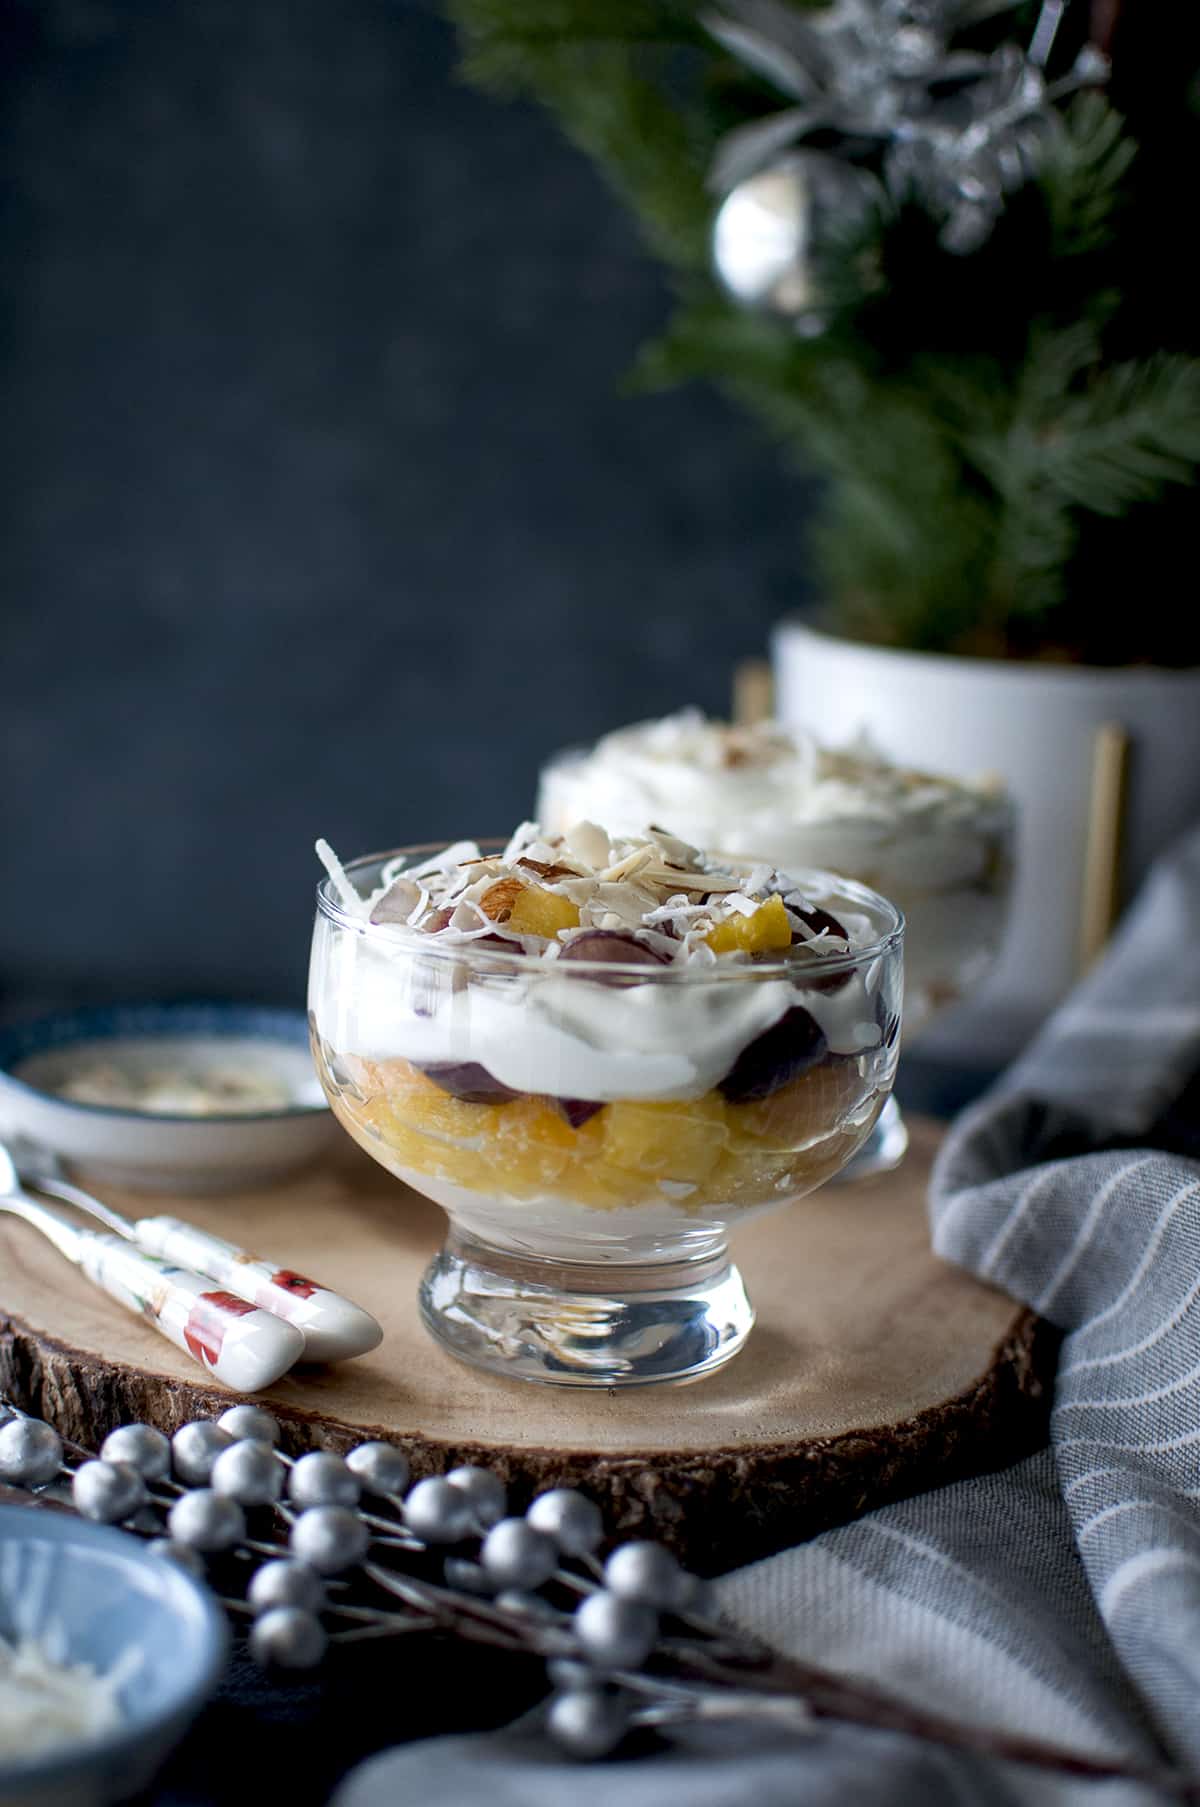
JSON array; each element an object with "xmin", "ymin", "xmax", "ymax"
[
  {"xmin": 243, "ymin": 1535, "xmax": 291, "ymax": 1559},
  {"xmin": 552, "ymin": 1567, "xmax": 600, "ymax": 1597},
  {"xmin": 632, "ymin": 1690, "xmax": 816, "ymax": 1732},
  {"xmin": 227, "ymin": 1592, "xmax": 433, "ymax": 1635},
  {"xmin": 362, "ymin": 1562, "xmax": 571, "ymax": 1657},
  {"xmin": 329, "ymin": 1619, "xmax": 437, "ymax": 1644},
  {"xmin": 362, "ymin": 1525, "xmax": 422, "ymax": 1549}
]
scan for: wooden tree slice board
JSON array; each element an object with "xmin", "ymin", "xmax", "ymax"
[{"xmin": 0, "ymin": 1116, "xmax": 1055, "ymax": 1568}]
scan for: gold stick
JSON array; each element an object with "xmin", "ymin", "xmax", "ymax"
[
  {"xmin": 1079, "ymin": 722, "xmax": 1131, "ymax": 972},
  {"xmin": 732, "ymin": 659, "xmax": 774, "ymax": 726}
]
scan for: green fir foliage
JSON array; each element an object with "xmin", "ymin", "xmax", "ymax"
[{"xmin": 449, "ymin": 4, "xmax": 1200, "ymax": 664}]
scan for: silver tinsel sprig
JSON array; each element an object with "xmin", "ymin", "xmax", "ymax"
[
  {"xmin": 2, "ymin": 1394, "xmax": 1197, "ymax": 1793},
  {"xmin": 705, "ymin": 0, "xmax": 1110, "ymax": 285}
]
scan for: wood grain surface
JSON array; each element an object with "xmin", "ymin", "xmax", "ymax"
[{"xmin": 0, "ymin": 1117, "xmax": 1056, "ymax": 1566}]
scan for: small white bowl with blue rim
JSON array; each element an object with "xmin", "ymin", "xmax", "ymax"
[
  {"xmin": 0, "ymin": 1502, "xmax": 228, "ymax": 1806},
  {"xmin": 0, "ymin": 1003, "xmax": 340, "ymax": 1193}
]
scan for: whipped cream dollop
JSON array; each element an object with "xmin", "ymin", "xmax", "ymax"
[
  {"xmin": 311, "ymin": 823, "xmax": 899, "ymax": 1104},
  {"xmin": 538, "ymin": 710, "xmax": 1011, "ymax": 895},
  {"xmin": 537, "ymin": 712, "xmax": 1012, "ymax": 1030}
]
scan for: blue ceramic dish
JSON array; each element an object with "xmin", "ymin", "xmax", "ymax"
[
  {"xmin": 0, "ymin": 1002, "xmax": 340, "ymax": 1192},
  {"xmin": 0, "ymin": 1503, "xmax": 227, "ymax": 1805}
]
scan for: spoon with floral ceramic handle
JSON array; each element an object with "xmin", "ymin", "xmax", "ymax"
[
  {"xmin": 4, "ymin": 1139, "xmax": 382, "ymax": 1363},
  {"xmin": 0, "ymin": 1182, "xmax": 304, "ymax": 1392}
]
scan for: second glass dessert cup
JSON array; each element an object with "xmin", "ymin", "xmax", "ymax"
[{"xmin": 309, "ymin": 847, "xmax": 904, "ymax": 1388}]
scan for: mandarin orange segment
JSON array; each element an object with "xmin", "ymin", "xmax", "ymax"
[
  {"xmin": 378, "ymin": 1061, "xmax": 495, "ymax": 1141},
  {"xmin": 507, "ymin": 886, "xmax": 581, "ymax": 939},
  {"xmin": 600, "ymin": 1095, "xmax": 728, "ymax": 1185},
  {"xmin": 705, "ymin": 894, "xmax": 791, "ymax": 955},
  {"xmin": 324, "ymin": 1053, "xmax": 877, "ymax": 1212}
]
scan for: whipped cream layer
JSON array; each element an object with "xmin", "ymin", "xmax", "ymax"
[
  {"xmin": 538, "ymin": 710, "xmax": 1012, "ymax": 899},
  {"xmin": 310, "ymin": 824, "xmax": 899, "ymax": 1105},
  {"xmin": 316, "ymin": 933, "xmax": 882, "ymax": 1101}
]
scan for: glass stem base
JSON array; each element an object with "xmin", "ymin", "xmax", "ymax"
[{"xmin": 419, "ymin": 1227, "xmax": 754, "ymax": 1388}]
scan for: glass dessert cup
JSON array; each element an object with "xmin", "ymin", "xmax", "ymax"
[
  {"xmin": 539, "ymin": 725, "xmax": 1014, "ymax": 1178},
  {"xmin": 309, "ymin": 845, "xmax": 904, "ymax": 1389}
]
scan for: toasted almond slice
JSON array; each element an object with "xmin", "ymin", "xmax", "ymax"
[
  {"xmin": 515, "ymin": 857, "xmax": 581, "ymax": 882},
  {"xmin": 479, "ymin": 876, "xmax": 527, "ymax": 922}
]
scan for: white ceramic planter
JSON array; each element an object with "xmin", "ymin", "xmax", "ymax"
[{"xmin": 773, "ymin": 621, "xmax": 1200, "ymax": 1058}]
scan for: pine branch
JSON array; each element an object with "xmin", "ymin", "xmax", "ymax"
[
  {"xmin": 1039, "ymin": 93, "xmax": 1136, "ymax": 261},
  {"xmin": 449, "ymin": 0, "xmax": 702, "ymax": 82},
  {"xmin": 531, "ymin": 47, "xmax": 717, "ymax": 267},
  {"xmin": 448, "ymin": 2, "xmax": 1200, "ymax": 660},
  {"xmin": 956, "ymin": 322, "xmax": 1200, "ymax": 629},
  {"xmin": 450, "ymin": 3, "xmax": 716, "ymax": 268},
  {"xmin": 1042, "ymin": 357, "xmax": 1200, "ymax": 514}
]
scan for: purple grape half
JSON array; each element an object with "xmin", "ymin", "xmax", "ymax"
[
  {"xmin": 558, "ymin": 930, "xmax": 673, "ymax": 986},
  {"xmin": 419, "ymin": 1062, "xmax": 521, "ymax": 1105},
  {"xmin": 718, "ymin": 1006, "xmax": 828, "ymax": 1104},
  {"xmin": 551, "ymin": 1097, "xmax": 606, "ymax": 1129},
  {"xmin": 788, "ymin": 903, "xmax": 855, "ymax": 993},
  {"xmin": 791, "ymin": 902, "xmax": 848, "ymax": 942}
]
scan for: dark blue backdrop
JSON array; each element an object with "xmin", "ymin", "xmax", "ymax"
[{"xmin": 1, "ymin": 0, "xmax": 815, "ymax": 1010}]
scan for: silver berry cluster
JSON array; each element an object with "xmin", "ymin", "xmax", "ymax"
[
  {"xmin": 0, "ymin": 1399, "xmax": 734, "ymax": 1761},
  {"xmin": 5, "ymin": 1396, "xmax": 1173, "ymax": 1788}
]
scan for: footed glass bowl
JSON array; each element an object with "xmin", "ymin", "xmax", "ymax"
[{"xmin": 309, "ymin": 846, "xmax": 903, "ymax": 1388}]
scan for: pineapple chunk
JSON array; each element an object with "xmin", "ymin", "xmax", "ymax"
[
  {"xmin": 706, "ymin": 893, "xmax": 792, "ymax": 955},
  {"xmin": 601, "ymin": 1096, "xmax": 727, "ymax": 1185},
  {"xmin": 508, "ymin": 886, "xmax": 580, "ymax": 939}
]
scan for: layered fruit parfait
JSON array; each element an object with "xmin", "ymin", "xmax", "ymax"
[
  {"xmin": 538, "ymin": 711, "xmax": 1011, "ymax": 1031},
  {"xmin": 309, "ymin": 821, "xmax": 902, "ymax": 1268}
]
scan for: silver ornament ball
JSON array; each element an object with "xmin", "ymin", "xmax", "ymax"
[
  {"xmin": 167, "ymin": 1488, "xmax": 247, "ymax": 1553},
  {"xmin": 712, "ymin": 150, "xmax": 882, "ymax": 323},
  {"xmin": 288, "ymin": 1451, "xmax": 360, "ymax": 1510},
  {"xmin": 574, "ymin": 1592, "xmax": 658, "ymax": 1671},
  {"xmin": 525, "ymin": 1488, "xmax": 603, "ymax": 1557},
  {"xmin": 249, "ymin": 1559, "xmax": 327, "ymax": 1616},
  {"xmin": 403, "ymin": 1477, "xmax": 475, "ymax": 1545},
  {"xmin": 146, "ymin": 1538, "xmax": 207, "ymax": 1580},
  {"xmin": 217, "ymin": 1404, "xmax": 281, "ymax": 1446},
  {"xmin": 446, "ymin": 1465, "xmax": 507, "ymax": 1529},
  {"xmin": 289, "ymin": 1504, "xmax": 369, "ymax": 1574},
  {"xmin": 547, "ymin": 1688, "xmax": 630, "ymax": 1760},
  {"xmin": 604, "ymin": 1541, "xmax": 692, "ymax": 1612},
  {"xmin": 72, "ymin": 1459, "xmax": 147, "ymax": 1524},
  {"xmin": 249, "ymin": 1606, "xmax": 328, "ymax": 1670},
  {"xmin": 171, "ymin": 1421, "xmax": 233, "ymax": 1487},
  {"xmin": 100, "ymin": 1423, "xmax": 171, "ymax": 1481},
  {"xmin": 481, "ymin": 1518, "xmax": 558, "ymax": 1591},
  {"xmin": 0, "ymin": 1417, "xmax": 63, "ymax": 1488},
  {"xmin": 211, "ymin": 1439, "xmax": 285, "ymax": 1507},
  {"xmin": 346, "ymin": 1441, "xmax": 410, "ymax": 1497}
]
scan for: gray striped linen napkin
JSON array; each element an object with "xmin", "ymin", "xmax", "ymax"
[{"xmin": 335, "ymin": 826, "xmax": 1200, "ymax": 1807}]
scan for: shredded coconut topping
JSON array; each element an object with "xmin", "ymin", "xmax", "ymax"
[
  {"xmin": 0, "ymin": 1634, "xmax": 129, "ymax": 1761},
  {"xmin": 317, "ymin": 823, "xmax": 879, "ymax": 970}
]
